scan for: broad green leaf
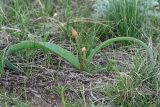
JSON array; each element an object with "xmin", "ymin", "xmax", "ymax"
[
  {"xmin": 87, "ymin": 37, "xmax": 154, "ymax": 69},
  {"xmin": 4, "ymin": 41, "xmax": 80, "ymax": 71}
]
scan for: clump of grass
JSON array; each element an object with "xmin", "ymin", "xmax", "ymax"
[
  {"xmin": 95, "ymin": 49, "xmax": 159, "ymax": 106},
  {"xmin": 0, "ymin": 0, "xmax": 61, "ymax": 41},
  {"xmin": 51, "ymin": 86, "xmax": 67, "ymax": 107},
  {"xmin": 0, "ymin": 94, "xmax": 28, "ymax": 107},
  {"xmin": 92, "ymin": 0, "xmax": 146, "ymax": 38}
]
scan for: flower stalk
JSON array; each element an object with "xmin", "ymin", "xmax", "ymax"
[{"xmin": 80, "ymin": 47, "xmax": 86, "ymax": 71}]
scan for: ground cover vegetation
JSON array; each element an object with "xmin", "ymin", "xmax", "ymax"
[{"xmin": 0, "ymin": 0, "xmax": 159, "ymax": 106}]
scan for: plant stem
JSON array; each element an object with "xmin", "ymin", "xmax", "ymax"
[{"xmin": 80, "ymin": 51, "xmax": 86, "ymax": 71}]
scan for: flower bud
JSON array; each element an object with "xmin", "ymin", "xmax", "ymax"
[
  {"xmin": 82, "ymin": 47, "xmax": 86, "ymax": 53},
  {"xmin": 71, "ymin": 28, "xmax": 78, "ymax": 38}
]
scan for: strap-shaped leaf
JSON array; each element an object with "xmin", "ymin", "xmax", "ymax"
[
  {"xmin": 4, "ymin": 41, "xmax": 80, "ymax": 70},
  {"xmin": 87, "ymin": 37, "xmax": 154, "ymax": 69}
]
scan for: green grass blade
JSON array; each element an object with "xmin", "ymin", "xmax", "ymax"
[
  {"xmin": 87, "ymin": 37, "xmax": 154, "ymax": 69},
  {"xmin": 0, "ymin": 51, "xmax": 3, "ymax": 73},
  {"xmin": 4, "ymin": 59, "xmax": 22, "ymax": 72},
  {"xmin": 0, "ymin": 47, "xmax": 8, "ymax": 74},
  {"xmin": 4, "ymin": 41, "xmax": 80, "ymax": 71}
]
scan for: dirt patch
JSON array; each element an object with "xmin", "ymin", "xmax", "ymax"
[{"xmin": 0, "ymin": 64, "xmax": 115, "ymax": 106}]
